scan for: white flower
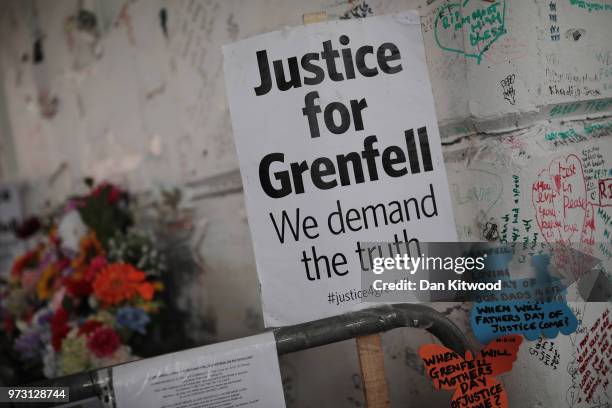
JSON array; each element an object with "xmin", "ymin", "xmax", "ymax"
[
  {"xmin": 88, "ymin": 295, "xmax": 99, "ymax": 309},
  {"xmin": 57, "ymin": 211, "xmax": 87, "ymax": 252},
  {"xmin": 91, "ymin": 345, "xmax": 136, "ymax": 369},
  {"xmin": 15, "ymin": 319, "xmax": 30, "ymax": 333},
  {"xmin": 42, "ymin": 345, "xmax": 59, "ymax": 378}
]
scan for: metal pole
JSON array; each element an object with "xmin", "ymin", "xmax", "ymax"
[
  {"xmin": 273, "ymin": 304, "xmax": 469, "ymax": 355},
  {"xmin": 21, "ymin": 304, "xmax": 469, "ymax": 407}
]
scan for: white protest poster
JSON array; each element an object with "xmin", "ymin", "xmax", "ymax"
[
  {"xmin": 223, "ymin": 11, "xmax": 457, "ymax": 327},
  {"xmin": 112, "ymin": 332, "xmax": 285, "ymax": 408}
]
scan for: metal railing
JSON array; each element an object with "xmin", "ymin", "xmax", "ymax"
[{"xmin": 24, "ymin": 304, "xmax": 470, "ymax": 407}]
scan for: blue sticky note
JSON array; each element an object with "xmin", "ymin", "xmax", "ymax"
[{"xmin": 470, "ymin": 253, "xmax": 578, "ymax": 344}]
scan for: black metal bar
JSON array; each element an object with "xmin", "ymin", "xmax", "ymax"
[
  {"xmin": 15, "ymin": 372, "xmax": 97, "ymax": 407},
  {"xmin": 22, "ymin": 304, "xmax": 470, "ymax": 406},
  {"xmin": 273, "ymin": 304, "xmax": 469, "ymax": 355}
]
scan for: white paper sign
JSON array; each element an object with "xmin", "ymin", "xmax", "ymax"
[
  {"xmin": 112, "ymin": 332, "xmax": 285, "ymax": 408},
  {"xmin": 223, "ymin": 11, "xmax": 457, "ymax": 326}
]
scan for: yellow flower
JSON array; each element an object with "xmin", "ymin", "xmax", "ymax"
[
  {"xmin": 139, "ymin": 301, "xmax": 160, "ymax": 313},
  {"xmin": 37, "ymin": 264, "xmax": 59, "ymax": 301},
  {"xmin": 92, "ymin": 310, "xmax": 116, "ymax": 327},
  {"xmin": 72, "ymin": 232, "xmax": 104, "ymax": 271},
  {"xmin": 59, "ymin": 332, "xmax": 90, "ymax": 375}
]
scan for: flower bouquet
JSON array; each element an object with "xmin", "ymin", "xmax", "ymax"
[{"xmin": 1, "ymin": 182, "xmax": 167, "ymax": 379}]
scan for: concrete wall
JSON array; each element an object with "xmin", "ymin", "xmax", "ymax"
[{"xmin": 0, "ymin": 1, "xmax": 610, "ymax": 407}]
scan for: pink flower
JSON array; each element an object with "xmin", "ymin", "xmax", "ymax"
[
  {"xmin": 20, "ymin": 269, "xmax": 41, "ymax": 292},
  {"xmin": 49, "ymin": 287, "xmax": 66, "ymax": 312},
  {"xmin": 63, "ymin": 199, "xmax": 83, "ymax": 213},
  {"xmin": 84, "ymin": 256, "xmax": 108, "ymax": 282},
  {"xmin": 56, "ymin": 258, "xmax": 71, "ymax": 272}
]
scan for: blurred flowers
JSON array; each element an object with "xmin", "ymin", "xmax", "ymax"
[
  {"xmin": 50, "ymin": 307, "xmax": 70, "ymax": 352},
  {"xmin": 14, "ymin": 330, "xmax": 43, "ymax": 359},
  {"xmin": 86, "ymin": 326, "xmax": 120, "ymax": 358},
  {"xmin": 93, "ymin": 263, "xmax": 155, "ymax": 306},
  {"xmin": 116, "ymin": 306, "xmax": 150, "ymax": 334},
  {"xmin": 57, "ymin": 210, "xmax": 88, "ymax": 253},
  {"xmin": 14, "ymin": 216, "xmax": 41, "ymax": 239},
  {"xmin": 59, "ymin": 332, "xmax": 90, "ymax": 374},
  {"xmin": 37, "ymin": 262, "xmax": 61, "ymax": 301},
  {"xmin": 92, "ymin": 182, "xmax": 122, "ymax": 204},
  {"xmin": 1, "ymin": 182, "xmax": 166, "ymax": 378},
  {"xmin": 10, "ymin": 248, "xmax": 40, "ymax": 279}
]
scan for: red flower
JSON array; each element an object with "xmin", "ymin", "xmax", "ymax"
[
  {"xmin": 24, "ymin": 307, "xmax": 35, "ymax": 324},
  {"xmin": 3, "ymin": 317, "xmax": 15, "ymax": 335},
  {"xmin": 51, "ymin": 308, "xmax": 70, "ymax": 351},
  {"xmin": 78, "ymin": 320, "xmax": 103, "ymax": 337},
  {"xmin": 56, "ymin": 258, "xmax": 71, "ymax": 271},
  {"xmin": 87, "ymin": 327, "xmax": 120, "ymax": 358},
  {"xmin": 14, "ymin": 217, "xmax": 41, "ymax": 239},
  {"xmin": 49, "ymin": 227, "xmax": 61, "ymax": 247},
  {"xmin": 84, "ymin": 256, "xmax": 107, "ymax": 282},
  {"xmin": 92, "ymin": 183, "xmax": 122, "ymax": 204},
  {"xmin": 64, "ymin": 277, "xmax": 92, "ymax": 298},
  {"xmin": 11, "ymin": 249, "xmax": 39, "ymax": 279},
  {"xmin": 93, "ymin": 263, "xmax": 154, "ymax": 306},
  {"xmin": 108, "ymin": 188, "xmax": 121, "ymax": 204}
]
